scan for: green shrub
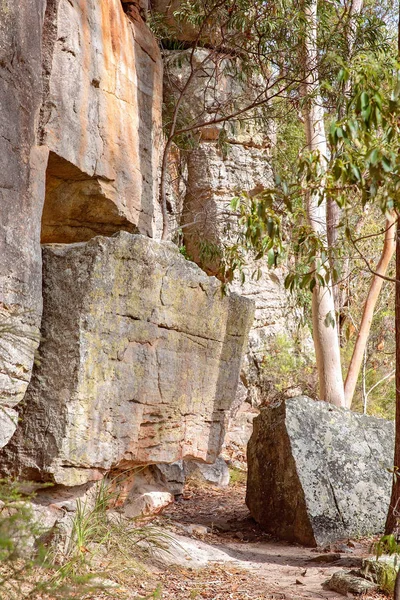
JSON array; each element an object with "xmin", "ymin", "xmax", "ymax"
[{"xmin": 260, "ymin": 333, "xmax": 317, "ymax": 400}]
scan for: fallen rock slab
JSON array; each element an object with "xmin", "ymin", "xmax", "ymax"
[
  {"xmin": 1, "ymin": 233, "xmax": 254, "ymax": 486},
  {"xmin": 246, "ymin": 396, "xmax": 394, "ymax": 546}
]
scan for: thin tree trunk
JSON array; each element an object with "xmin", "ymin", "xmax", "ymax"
[
  {"xmin": 327, "ymin": 0, "xmax": 363, "ymax": 324},
  {"xmin": 344, "ymin": 213, "xmax": 396, "ymax": 408},
  {"xmin": 329, "ymin": 0, "xmax": 363, "ymax": 321},
  {"xmin": 385, "ymin": 217, "xmax": 400, "ymax": 534},
  {"xmin": 301, "ymin": 0, "xmax": 345, "ymax": 407},
  {"xmin": 362, "ymin": 346, "xmax": 367, "ymax": 414},
  {"xmin": 384, "ymin": 0, "xmax": 400, "ymax": 536}
]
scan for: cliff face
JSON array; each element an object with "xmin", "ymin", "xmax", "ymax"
[
  {"xmin": 0, "ymin": 0, "xmax": 297, "ymax": 492},
  {"xmin": 0, "ymin": 0, "xmax": 47, "ymax": 426},
  {"xmin": 41, "ymin": 0, "xmax": 162, "ymax": 242},
  {"xmin": 0, "ymin": 0, "xmax": 254, "ymax": 488},
  {"xmin": 0, "ymin": 0, "xmax": 162, "ymax": 428},
  {"xmin": 161, "ymin": 48, "xmax": 299, "ymax": 408}
]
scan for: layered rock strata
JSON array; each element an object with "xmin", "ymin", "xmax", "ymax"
[
  {"xmin": 0, "ymin": 0, "xmax": 48, "ymax": 431},
  {"xmin": 246, "ymin": 396, "xmax": 394, "ymax": 546},
  {"xmin": 162, "ymin": 47, "xmax": 299, "ymax": 406},
  {"xmin": 1, "ymin": 233, "xmax": 254, "ymax": 487}
]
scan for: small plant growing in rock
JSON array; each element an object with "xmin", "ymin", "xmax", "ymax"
[
  {"xmin": 370, "ymin": 534, "xmax": 400, "ymax": 596},
  {"xmin": 53, "ymin": 477, "xmax": 175, "ymax": 591}
]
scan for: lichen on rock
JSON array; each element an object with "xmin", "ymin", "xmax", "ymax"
[{"xmin": 246, "ymin": 396, "xmax": 395, "ymax": 546}]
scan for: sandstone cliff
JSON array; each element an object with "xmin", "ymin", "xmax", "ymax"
[
  {"xmin": 0, "ymin": 0, "xmax": 297, "ymax": 495},
  {"xmin": 0, "ymin": 0, "xmax": 162, "ymax": 435},
  {"xmin": 0, "ymin": 0, "xmax": 256, "ymax": 496}
]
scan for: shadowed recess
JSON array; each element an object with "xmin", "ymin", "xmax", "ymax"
[{"xmin": 41, "ymin": 152, "xmax": 137, "ymax": 244}]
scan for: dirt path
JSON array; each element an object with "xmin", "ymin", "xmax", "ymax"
[{"xmin": 145, "ymin": 480, "xmax": 387, "ymax": 600}]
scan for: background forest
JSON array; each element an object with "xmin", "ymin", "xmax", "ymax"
[{"xmin": 152, "ymin": 0, "xmax": 400, "ymax": 418}]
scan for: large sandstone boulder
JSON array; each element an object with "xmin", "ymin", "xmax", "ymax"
[
  {"xmin": 0, "ymin": 0, "xmax": 48, "ymax": 429},
  {"xmin": 1, "ymin": 233, "xmax": 254, "ymax": 486},
  {"xmin": 246, "ymin": 396, "xmax": 395, "ymax": 546}
]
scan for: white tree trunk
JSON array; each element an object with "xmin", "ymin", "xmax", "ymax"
[{"xmin": 301, "ymin": 0, "xmax": 345, "ymax": 407}]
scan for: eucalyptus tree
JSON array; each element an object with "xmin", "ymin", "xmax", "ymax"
[
  {"xmin": 152, "ymin": 0, "xmax": 395, "ymax": 408},
  {"xmin": 299, "ymin": 0, "xmax": 346, "ymax": 407},
  {"xmin": 225, "ymin": 40, "xmax": 397, "ymax": 409}
]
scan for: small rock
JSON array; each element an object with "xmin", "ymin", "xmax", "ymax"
[
  {"xmin": 335, "ymin": 543, "xmax": 354, "ymax": 553},
  {"xmin": 326, "ymin": 570, "xmax": 379, "ymax": 596},
  {"xmin": 309, "ymin": 553, "xmax": 341, "ymax": 563},
  {"xmin": 180, "ymin": 524, "xmax": 209, "ymax": 537},
  {"xmin": 185, "ymin": 456, "xmax": 230, "ymax": 487},
  {"xmin": 361, "ymin": 555, "xmax": 399, "ymax": 591},
  {"xmin": 124, "ymin": 490, "xmax": 173, "ymax": 518}
]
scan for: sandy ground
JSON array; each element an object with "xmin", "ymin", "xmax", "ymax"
[{"xmin": 138, "ymin": 480, "xmax": 388, "ymax": 600}]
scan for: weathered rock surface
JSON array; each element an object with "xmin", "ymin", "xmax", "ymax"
[
  {"xmin": 41, "ymin": 0, "xmax": 162, "ymax": 241},
  {"xmin": 162, "ymin": 48, "xmax": 302, "ymax": 409},
  {"xmin": 110, "ymin": 466, "xmax": 174, "ymax": 518},
  {"xmin": 246, "ymin": 396, "xmax": 394, "ymax": 546},
  {"xmin": 224, "ymin": 403, "xmax": 259, "ymax": 451},
  {"xmin": 0, "ymin": 0, "xmax": 47, "ymax": 419},
  {"xmin": 1, "ymin": 233, "xmax": 253, "ymax": 486},
  {"xmin": 155, "ymin": 461, "xmax": 186, "ymax": 496},
  {"xmin": 361, "ymin": 555, "xmax": 398, "ymax": 592},
  {"xmin": 156, "ymin": 455, "xmax": 231, "ymax": 495}
]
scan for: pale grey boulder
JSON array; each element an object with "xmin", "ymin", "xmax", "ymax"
[
  {"xmin": 0, "ymin": 233, "xmax": 254, "ymax": 486},
  {"xmin": 155, "ymin": 455, "xmax": 230, "ymax": 495},
  {"xmin": 185, "ymin": 456, "xmax": 230, "ymax": 487},
  {"xmin": 155, "ymin": 462, "xmax": 186, "ymax": 496},
  {"xmin": 246, "ymin": 396, "xmax": 394, "ymax": 546}
]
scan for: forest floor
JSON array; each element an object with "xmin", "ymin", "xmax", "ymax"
[
  {"xmin": 119, "ymin": 477, "xmax": 389, "ymax": 600},
  {"xmin": 9, "ymin": 475, "xmax": 389, "ymax": 600}
]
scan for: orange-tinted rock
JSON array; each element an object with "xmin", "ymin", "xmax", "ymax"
[
  {"xmin": 0, "ymin": 0, "xmax": 163, "ymax": 425},
  {"xmin": 42, "ymin": 0, "xmax": 162, "ymax": 239}
]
